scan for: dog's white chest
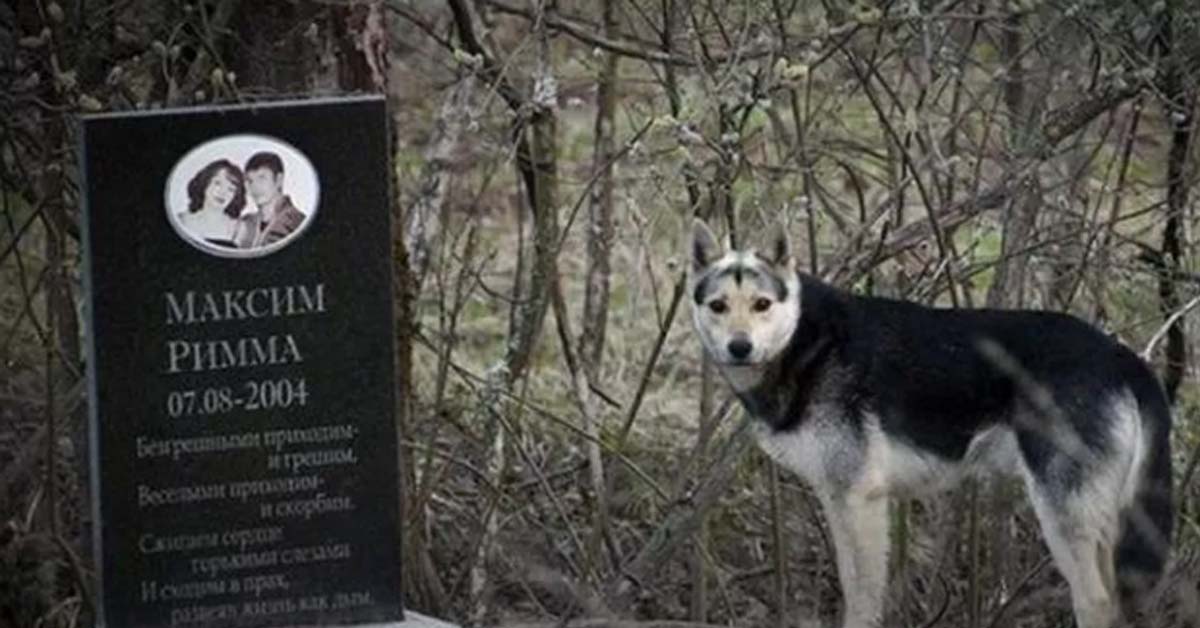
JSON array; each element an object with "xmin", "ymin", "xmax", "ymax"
[{"xmin": 753, "ymin": 413, "xmax": 854, "ymax": 487}]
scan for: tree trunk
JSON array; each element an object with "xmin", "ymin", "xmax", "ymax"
[
  {"xmin": 579, "ymin": 0, "xmax": 620, "ymax": 377},
  {"xmin": 578, "ymin": 0, "xmax": 621, "ymax": 581},
  {"xmin": 503, "ymin": 114, "xmax": 559, "ymax": 385},
  {"xmin": 986, "ymin": 12, "xmax": 1039, "ymax": 310},
  {"xmin": 1154, "ymin": 2, "xmax": 1195, "ymax": 404},
  {"xmin": 230, "ymin": 1, "xmax": 322, "ymax": 92},
  {"xmin": 405, "ymin": 76, "xmax": 477, "ymax": 290}
]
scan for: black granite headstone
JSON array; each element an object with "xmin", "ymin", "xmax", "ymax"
[{"xmin": 80, "ymin": 96, "xmax": 403, "ymax": 628}]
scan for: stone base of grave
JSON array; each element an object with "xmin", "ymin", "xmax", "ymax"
[
  {"xmin": 297, "ymin": 611, "xmax": 460, "ymax": 628},
  {"xmin": 385, "ymin": 612, "xmax": 460, "ymax": 628}
]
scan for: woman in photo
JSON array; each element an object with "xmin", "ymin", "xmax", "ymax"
[{"xmin": 177, "ymin": 159, "xmax": 257, "ymax": 247}]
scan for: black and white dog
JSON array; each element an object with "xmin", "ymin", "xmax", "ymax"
[{"xmin": 688, "ymin": 220, "xmax": 1172, "ymax": 628}]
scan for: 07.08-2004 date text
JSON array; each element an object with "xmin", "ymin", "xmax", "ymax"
[{"xmin": 165, "ymin": 378, "xmax": 309, "ymax": 418}]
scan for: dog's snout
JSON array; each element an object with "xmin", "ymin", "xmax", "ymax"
[{"xmin": 728, "ymin": 338, "xmax": 753, "ymax": 360}]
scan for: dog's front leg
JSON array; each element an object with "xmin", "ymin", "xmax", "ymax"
[{"xmin": 822, "ymin": 490, "xmax": 890, "ymax": 628}]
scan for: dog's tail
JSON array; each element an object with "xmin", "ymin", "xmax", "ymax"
[{"xmin": 1115, "ymin": 368, "xmax": 1173, "ymax": 613}]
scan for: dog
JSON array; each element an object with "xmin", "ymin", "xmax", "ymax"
[{"xmin": 688, "ymin": 219, "xmax": 1173, "ymax": 628}]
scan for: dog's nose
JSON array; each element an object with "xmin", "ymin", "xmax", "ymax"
[{"xmin": 728, "ymin": 338, "xmax": 753, "ymax": 360}]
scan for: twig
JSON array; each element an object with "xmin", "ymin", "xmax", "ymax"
[
  {"xmin": 614, "ymin": 271, "xmax": 687, "ymax": 449},
  {"xmin": 917, "ymin": 572, "xmax": 953, "ymax": 628},
  {"xmin": 982, "ymin": 557, "xmax": 1052, "ymax": 628},
  {"xmin": 768, "ymin": 462, "xmax": 786, "ymax": 628},
  {"xmin": 1141, "ymin": 292, "xmax": 1200, "ymax": 361},
  {"xmin": 479, "ymin": 0, "xmax": 824, "ymax": 68},
  {"xmin": 550, "ymin": 267, "xmax": 620, "ymax": 575},
  {"xmin": 607, "ymin": 417, "xmax": 756, "ymax": 612}
]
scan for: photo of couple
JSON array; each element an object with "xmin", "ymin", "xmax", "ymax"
[{"xmin": 166, "ymin": 134, "xmax": 318, "ymax": 258}]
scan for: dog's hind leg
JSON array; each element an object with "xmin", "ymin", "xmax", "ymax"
[
  {"xmin": 1026, "ymin": 480, "xmax": 1122, "ymax": 628},
  {"xmin": 821, "ymin": 489, "xmax": 890, "ymax": 628},
  {"xmin": 1019, "ymin": 392, "xmax": 1145, "ymax": 628}
]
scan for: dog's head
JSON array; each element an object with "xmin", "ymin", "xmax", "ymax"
[{"xmin": 689, "ymin": 219, "xmax": 801, "ymax": 370}]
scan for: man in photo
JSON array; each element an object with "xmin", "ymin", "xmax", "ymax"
[{"xmin": 244, "ymin": 151, "xmax": 306, "ymax": 247}]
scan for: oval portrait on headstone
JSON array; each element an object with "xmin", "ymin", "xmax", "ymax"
[{"xmin": 164, "ymin": 134, "xmax": 319, "ymax": 258}]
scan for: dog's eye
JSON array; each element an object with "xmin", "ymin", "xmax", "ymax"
[
  {"xmin": 752, "ymin": 298, "xmax": 772, "ymax": 312},
  {"xmin": 709, "ymin": 300, "xmax": 728, "ymax": 314}
]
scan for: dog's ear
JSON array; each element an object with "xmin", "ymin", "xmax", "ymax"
[
  {"xmin": 762, "ymin": 221, "xmax": 793, "ymax": 269},
  {"xmin": 692, "ymin": 219, "xmax": 722, "ymax": 272}
]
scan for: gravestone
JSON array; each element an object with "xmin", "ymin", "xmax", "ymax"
[{"xmin": 80, "ymin": 96, "xmax": 404, "ymax": 628}]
